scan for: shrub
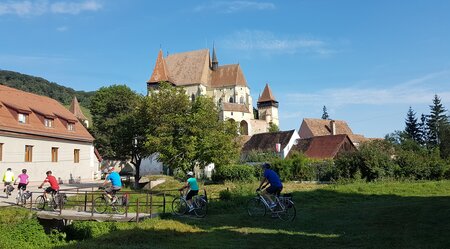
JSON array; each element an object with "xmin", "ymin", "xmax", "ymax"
[
  {"xmin": 212, "ymin": 164, "xmax": 257, "ymax": 182},
  {"xmin": 66, "ymin": 221, "xmax": 118, "ymax": 241}
]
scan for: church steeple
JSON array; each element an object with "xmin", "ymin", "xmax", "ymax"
[
  {"xmin": 148, "ymin": 49, "xmax": 169, "ymax": 84},
  {"xmin": 211, "ymin": 44, "xmax": 218, "ymax": 70},
  {"xmin": 69, "ymin": 96, "xmax": 89, "ymax": 127}
]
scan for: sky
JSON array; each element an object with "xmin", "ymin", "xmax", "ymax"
[{"xmin": 1, "ymin": 0, "xmax": 450, "ymax": 138}]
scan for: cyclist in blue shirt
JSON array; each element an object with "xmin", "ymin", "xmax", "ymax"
[
  {"xmin": 257, "ymin": 163, "xmax": 283, "ymax": 208},
  {"xmin": 179, "ymin": 171, "xmax": 199, "ymax": 211},
  {"xmin": 101, "ymin": 166, "xmax": 122, "ymax": 202}
]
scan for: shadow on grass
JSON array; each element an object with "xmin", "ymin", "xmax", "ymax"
[{"xmin": 53, "ymin": 189, "xmax": 450, "ymax": 249}]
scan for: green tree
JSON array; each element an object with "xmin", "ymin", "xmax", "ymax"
[
  {"xmin": 427, "ymin": 95, "xmax": 449, "ymax": 146},
  {"xmin": 439, "ymin": 123, "xmax": 450, "ymax": 159},
  {"xmin": 322, "ymin": 105, "xmax": 330, "ymax": 120},
  {"xmin": 90, "ymin": 85, "xmax": 151, "ymax": 187},
  {"xmin": 404, "ymin": 106, "xmax": 420, "ymax": 142},
  {"xmin": 145, "ymin": 82, "xmax": 239, "ymax": 173},
  {"xmin": 418, "ymin": 113, "xmax": 428, "ymax": 146},
  {"xmin": 268, "ymin": 123, "xmax": 280, "ymax": 132}
]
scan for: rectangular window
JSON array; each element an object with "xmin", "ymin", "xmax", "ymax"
[
  {"xmin": 44, "ymin": 118, "xmax": 54, "ymax": 128},
  {"xmin": 74, "ymin": 149, "xmax": 80, "ymax": 163},
  {"xmin": 44, "ymin": 118, "xmax": 53, "ymax": 128},
  {"xmin": 25, "ymin": 145, "xmax": 33, "ymax": 162},
  {"xmin": 18, "ymin": 113, "xmax": 28, "ymax": 124},
  {"xmin": 68, "ymin": 123, "xmax": 75, "ymax": 131},
  {"xmin": 51, "ymin": 147, "xmax": 58, "ymax": 162},
  {"xmin": 0, "ymin": 143, "xmax": 3, "ymax": 161}
]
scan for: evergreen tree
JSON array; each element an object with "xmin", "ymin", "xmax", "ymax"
[
  {"xmin": 404, "ymin": 106, "xmax": 420, "ymax": 142},
  {"xmin": 322, "ymin": 105, "xmax": 330, "ymax": 120},
  {"xmin": 417, "ymin": 113, "xmax": 428, "ymax": 146},
  {"xmin": 426, "ymin": 94, "xmax": 449, "ymax": 146}
]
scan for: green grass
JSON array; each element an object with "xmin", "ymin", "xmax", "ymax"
[{"xmin": 2, "ymin": 179, "xmax": 450, "ymax": 249}]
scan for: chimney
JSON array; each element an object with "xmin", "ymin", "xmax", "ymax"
[{"xmin": 330, "ymin": 120, "xmax": 336, "ymax": 135}]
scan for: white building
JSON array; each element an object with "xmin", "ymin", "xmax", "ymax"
[
  {"xmin": 0, "ymin": 85, "xmax": 99, "ymax": 182},
  {"xmin": 147, "ymin": 48, "xmax": 279, "ymax": 136}
]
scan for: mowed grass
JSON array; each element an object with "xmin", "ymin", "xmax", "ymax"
[{"xmin": 54, "ymin": 179, "xmax": 450, "ymax": 249}]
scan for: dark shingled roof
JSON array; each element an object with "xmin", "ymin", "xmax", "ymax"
[
  {"xmin": 242, "ymin": 130, "xmax": 296, "ymax": 152},
  {"xmin": 289, "ymin": 134, "xmax": 356, "ymax": 159}
]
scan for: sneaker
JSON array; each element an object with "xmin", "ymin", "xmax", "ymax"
[
  {"xmin": 188, "ymin": 205, "xmax": 194, "ymax": 212},
  {"xmin": 111, "ymin": 197, "xmax": 117, "ymax": 203},
  {"xmin": 269, "ymin": 203, "xmax": 277, "ymax": 209}
]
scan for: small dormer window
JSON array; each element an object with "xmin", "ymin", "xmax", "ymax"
[
  {"xmin": 18, "ymin": 113, "xmax": 28, "ymax": 124},
  {"xmin": 68, "ymin": 123, "xmax": 75, "ymax": 131},
  {"xmin": 44, "ymin": 118, "xmax": 54, "ymax": 128}
]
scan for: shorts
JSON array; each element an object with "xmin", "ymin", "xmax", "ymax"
[
  {"xmin": 45, "ymin": 187, "xmax": 58, "ymax": 194},
  {"xmin": 18, "ymin": 183, "xmax": 27, "ymax": 190},
  {"xmin": 266, "ymin": 185, "xmax": 282, "ymax": 196},
  {"xmin": 106, "ymin": 186, "xmax": 121, "ymax": 195},
  {"xmin": 186, "ymin": 190, "xmax": 199, "ymax": 200}
]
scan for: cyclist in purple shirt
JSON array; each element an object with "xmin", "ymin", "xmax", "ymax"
[{"xmin": 257, "ymin": 163, "xmax": 283, "ymax": 208}]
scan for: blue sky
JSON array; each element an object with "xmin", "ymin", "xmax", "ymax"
[{"xmin": 1, "ymin": 0, "xmax": 450, "ymax": 138}]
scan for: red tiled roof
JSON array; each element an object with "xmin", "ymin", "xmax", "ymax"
[
  {"xmin": 257, "ymin": 83, "xmax": 277, "ymax": 103},
  {"xmin": 222, "ymin": 103, "xmax": 250, "ymax": 113},
  {"xmin": 147, "ymin": 49, "xmax": 247, "ymax": 87},
  {"xmin": 0, "ymin": 85, "xmax": 94, "ymax": 142},
  {"xmin": 299, "ymin": 118, "xmax": 354, "ymax": 138},
  {"xmin": 289, "ymin": 134, "xmax": 356, "ymax": 159}
]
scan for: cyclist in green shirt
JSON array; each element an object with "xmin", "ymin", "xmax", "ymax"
[{"xmin": 179, "ymin": 171, "xmax": 199, "ymax": 211}]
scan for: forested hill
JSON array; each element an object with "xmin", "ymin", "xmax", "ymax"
[{"xmin": 0, "ymin": 70, "xmax": 95, "ymax": 107}]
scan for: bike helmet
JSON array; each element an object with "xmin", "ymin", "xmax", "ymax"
[{"xmin": 187, "ymin": 171, "xmax": 194, "ymax": 177}]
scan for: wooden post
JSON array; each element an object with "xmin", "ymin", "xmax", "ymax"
[
  {"xmin": 84, "ymin": 191, "xmax": 88, "ymax": 212},
  {"xmin": 136, "ymin": 199, "xmax": 140, "ymax": 223},
  {"xmin": 29, "ymin": 192, "xmax": 33, "ymax": 211},
  {"xmin": 149, "ymin": 192, "xmax": 153, "ymax": 217},
  {"xmin": 146, "ymin": 192, "xmax": 149, "ymax": 214},
  {"xmin": 91, "ymin": 191, "xmax": 94, "ymax": 217},
  {"xmin": 163, "ymin": 193, "xmax": 166, "ymax": 214}
]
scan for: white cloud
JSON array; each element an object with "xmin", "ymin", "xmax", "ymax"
[
  {"xmin": 0, "ymin": 0, "xmax": 102, "ymax": 16},
  {"xmin": 56, "ymin": 26, "xmax": 68, "ymax": 32},
  {"xmin": 285, "ymin": 70, "xmax": 450, "ymax": 107},
  {"xmin": 194, "ymin": 1, "xmax": 275, "ymax": 13},
  {"xmin": 222, "ymin": 30, "xmax": 336, "ymax": 56}
]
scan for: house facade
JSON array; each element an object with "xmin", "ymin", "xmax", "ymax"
[
  {"xmin": 0, "ymin": 85, "xmax": 98, "ymax": 182},
  {"xmin": 288, "ymin": 134, "xmax": 357, "ymax": 159},
  {"xmin": 147, "ymin": 48, "xmax": 279, "ymax": 136},
  {"xmin": 242, "ymin": 130, "xmax": 300, "ymax": 159}
]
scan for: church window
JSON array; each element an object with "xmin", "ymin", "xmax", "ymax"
[
  {"xmin": 191, "ymin": 94, "xmax": 196, "ymax": 102},
  {"xmin": 240, "ymin": 96, "xmax": 244, "ymax": 104},
  {"xmin": 229, "ymin": 97, "xmax": 234, "ymax": 103}
]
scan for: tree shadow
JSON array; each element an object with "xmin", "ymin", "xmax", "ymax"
[{"xmin": 53, "ymin": 188, "xmax": 450, "ymax": 249}]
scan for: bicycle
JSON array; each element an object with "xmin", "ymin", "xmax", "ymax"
[
  {"xmin": 247, "ymin": 190, "xmax": 296, "ymax": 221},
  {"xmin": 172, "ymin": 190, "xmax": 207, "ymax": 218},
  {"xmin": 35, "ymin": 189, "xmax": 66, "ymax": 211},
  {"xmin": 93, "ymin": 187, "xmax": 129, "ymax": 214},
  {"xmin": 4, "ymin": 183, "xmax": 14, "ymax": 198},
  {"xmin": 15, "ymin": 184, "xmax": 30, "ymax": 205}
]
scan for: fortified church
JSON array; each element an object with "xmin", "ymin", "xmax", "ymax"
[{"xmin": 147, "ymin": 47, "xmax": 279, "ymax": 136}]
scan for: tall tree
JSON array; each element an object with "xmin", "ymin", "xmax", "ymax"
[
  {"xmin": 90, "ymin": 85, "xmax": 151, "ymax": 188},
  {"xmin": 145, "ymin": 82, "xmax": 239, "ymax": 173},
  {"xmin": 322, "ymin": 105, "xmax": 330, "ymax": 120},
  {"xmin": 404, "ymin": 106, "xmax": 420, "ymax": 142},
  {"xmin": 417, "ymin": 113, "xmax": 428, "ymax": 146},
  {"xmin": 268, "ymin": 123, "xmax": 280, "ymax": 132},
  {"xmin": 426, "ymin": 94, "xmax": 449, "ymax": 146}
]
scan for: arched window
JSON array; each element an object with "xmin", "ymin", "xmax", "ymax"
[
  {"xmin": 240, "ymin": 96, "xmax": 244, "ymax": 104},
  {"xmin": 191, "ymin": 93, "xmax": 195, "ymax": 102},
  {"xmin": 229, "ymin": 97, "xmax": 234, "ymax": 103}
]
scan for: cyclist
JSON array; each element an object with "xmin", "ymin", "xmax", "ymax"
[
  {"xmin": 100, "ymin": 166, "xmax": 122, "ymax": 202},
  {"xmin": 14, "ymin": 169, "xmax": 29, "ymax": 191},
  {"xmin": 257, "ymin": 163, "xmax": 283, "ymax": 209},
  {"xmin": 2, "ymin": 168, "xmax": 15, "ymax": 195},
  {"xmin": 38, "ymin": 171, "xmax": 60, "ymax": 201},
  {"xmin": 178, "ymin": 171, "xmax": 199, "ymax": 212}
]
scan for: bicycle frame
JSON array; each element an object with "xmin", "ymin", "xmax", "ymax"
[{"xmin": 256, "ymin": 191, "xmax": 286, "ymax": 213}]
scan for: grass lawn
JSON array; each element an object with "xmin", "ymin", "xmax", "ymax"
[{"xmin": 51, "ymin": 179, "xmax": 450, "ymax": 249}]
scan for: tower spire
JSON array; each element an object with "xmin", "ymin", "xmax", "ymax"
[{"xmin": 212, "ymin": 42, "xmax": 218, "ymax": 70}]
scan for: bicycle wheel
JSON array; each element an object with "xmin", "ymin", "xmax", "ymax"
[
  {"xmin": 36, "ymin": 196, "xmax": 46, "ymax": 210},
  {"xmin": 50, "ymin": 196, "xmax": 59, "ymax": 211},
  {"xmin": 112, "ymin": 196, "xmax": 126, "ymax": 214},
  {"xmin": 193, "ymin": 197, "xmax": 207, "ymax": 218},
  {"xmin": 172, "ymin": 197, "xmax": 188, "ymax": 216},
  {"xmin": 277, "ymin": 200, "xmax": 296, "ymax": 221},
  {"xmin": 247, "ymin": 197, "xmax": 266, "ymax": 217},
  {"xmin": 93, "ymin": 196, "xmax": 108, "ymax": 214}
]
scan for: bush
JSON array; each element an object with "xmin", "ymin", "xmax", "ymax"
[
  {"xmin": 212, "ymin": 164, "xmax": 257, "ymax": 182},
  {"xmin": 0, "ymin": 219, "xmax": 56, "ymax": 249},
  {"xmin": 66, "ymin": 221, "xmax": 118, "ymax": 241}
]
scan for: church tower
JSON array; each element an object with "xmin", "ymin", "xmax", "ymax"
[
  {"xmin": 69, "ymin": 96, "xmax": 89, "ymax": 128},
  {"xmin": 257, "ymin": 83, "xmax": 279, "ymax": 127}
]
